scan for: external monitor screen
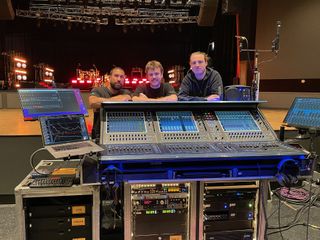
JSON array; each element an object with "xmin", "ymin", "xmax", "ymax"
[
  {"xmin": 216, "ymin": 111, "xmax": 260, "ymax": 132},
  {"xmin": 284, "ymin": 97, "xmax": 320, "ymax": 129},
  {"xmin": 157, "ymin": 111, "xmax": 198, "ymax": 132},
  {"xmin": 18, "ymin": 89, "xmax": 88, "ymax": 120},
  {"xmin": 106, "ymin": 112, "xmax": 146, "ymax": 133}
]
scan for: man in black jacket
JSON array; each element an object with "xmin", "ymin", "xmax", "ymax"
[{"xmin": 178, "ymin": 51, "xmax": 223, "ymax": 101}]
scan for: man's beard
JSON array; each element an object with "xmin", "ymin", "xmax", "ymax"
[{"xmin": 110, "ymin": 82, "xmax": 122, "ymax": 90}]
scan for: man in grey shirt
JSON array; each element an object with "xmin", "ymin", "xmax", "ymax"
[{"xmin": 89, "ymin": 67, "xmax": 131, "ymax": 139}]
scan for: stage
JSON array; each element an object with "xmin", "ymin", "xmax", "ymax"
[{"xmin": 0, "ymin": 108, "xmax": 291, "ymax": 136}]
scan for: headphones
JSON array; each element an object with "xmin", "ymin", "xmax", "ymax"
[{"xmin": 276, "ymin": 159, "xmax": 300, "ymax": 188}]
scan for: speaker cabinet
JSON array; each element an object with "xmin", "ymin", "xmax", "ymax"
[
  {"xmin": 197, "ymin": 0, "xmax": 219, "ymax": 27},
  {"xmin": 0, "ymin": 0, "xmax": 15, "ymax": 20},
  {"xmin": 222, "ymin": 0, "xmax": 242, "ymax": 14},
  {"xmin": 224, "ymin": 85, "xmax": 252, "ymax": 101}
]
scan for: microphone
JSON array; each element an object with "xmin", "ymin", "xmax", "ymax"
[
  {"xmin": 235, "ymin": 35, "xmax": 247, "ymax": 41},
  {"xmin": 208, "ymin": 41, "xmax": 215, "ymax": 52},
  {"xmin": 272, "ymin": 21, "xmax": 281, "ymax": 53}
]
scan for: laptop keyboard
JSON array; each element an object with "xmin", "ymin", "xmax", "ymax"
[
  {"xmin": 52, "ymin": 142, "xmax": 92, "ymax": 151},
  {"xmin": 29, "ymin": 176, "xmax": 75, "ymax": 188}
]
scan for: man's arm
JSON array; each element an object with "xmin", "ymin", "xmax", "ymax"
[
  {"xmin": 134, "ymin": 93, "xmax": 177, "ymax": 102},
  {"xmin": 178, "ymin": 78, "xmax": 207, "ymax": 101},
  {"xmin": 206, "ymin": 71, "xmax": 223, "ymax": 100},
  {"xmin": 206, "ymin": 94, "xmax": 220, "ymax": 101},
  {"xmin": 89, "ymin": 94, "xmax": 131, "ymax": 109}
]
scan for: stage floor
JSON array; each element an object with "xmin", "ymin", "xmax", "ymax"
[{"xmin": 0, "ymin": 108, "xmax": 291, "ymax": 136}]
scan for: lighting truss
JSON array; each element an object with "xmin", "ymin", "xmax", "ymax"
[
  {"xmin": 16, "ymin": 0, "xmax": 200, "ymax": 26},
  {"xmin": 29, "ymin": 0, "xmax": 201, "ymax": 7},
  {"xmin": 27, "ymin": 5, "xmax": 190, "ymax": 18},
  {"xmin": 16, "ymin": 9, "xmax": 108, "ymax": 25},
  {"xmin": 115, "ymin": 16, "xmax": 197, "ymax": 25}
]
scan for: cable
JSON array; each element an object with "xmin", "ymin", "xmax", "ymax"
[
  {"xmin": 305, "ymin": 178, "xmax": 313, "ymax": 240},
  {"xmin": 29, "ymin": 148, "xmax": 49, "ymax": 176},
  {"xmin": 278, "ymin": 196, "xmax": 285, "ymax": 239},
  {"xmin": 273, "ymin": 187, "xmax": 311, "ymax": 205},
  {"xmin": 268, "ymin": 189, "xmax": 320, "ymax": 233}
]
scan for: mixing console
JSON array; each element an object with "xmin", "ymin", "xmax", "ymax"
[{"xmin": 99, "ymin": 102, "xmax": 311, "ymax": 179}]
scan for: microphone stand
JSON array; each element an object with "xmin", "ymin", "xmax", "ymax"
[
  {"xmin": 239, "ymin": 48, "xmax": 272, "ymax": 101},
  {"xmin": 238, "ymin": 21, "xmax": 281, "ymax": 101}
]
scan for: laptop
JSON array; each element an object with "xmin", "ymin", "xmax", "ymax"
[{"xmin": 39, "ymin": 114, "xmax": 104, "ymax": 159}]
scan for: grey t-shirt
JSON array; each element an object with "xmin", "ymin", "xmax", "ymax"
[{"xmin": 90, "ymin": 86, "xmax": 131, "ymax": 139}]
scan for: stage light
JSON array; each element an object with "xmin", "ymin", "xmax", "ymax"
[
  {"xmin": 14, "ymin": 57, "xmax": 26, "ymax": 63},
  {"xmin": 22, "ymin": 75, "xmax": 27, "ymax": 80}
]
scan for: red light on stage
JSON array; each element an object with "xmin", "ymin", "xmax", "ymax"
[
  {"xmin": 87, "ymin": 80, "xmax": 92, "ymax": 84},
  {"xmin": 71, "ymin": 80, "xmax": 77, "ymax": 83},
  {"xmin": 142, "ymin": 78, "xmax": 147, "ymax": 82},
  {"xmin": 79, "ymin": 80, "xmax": 85, "ymax": 84}
]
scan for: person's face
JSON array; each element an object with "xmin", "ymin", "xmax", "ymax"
[
  {"xmin": 146, "ymin": 67, "xmax": 163, "ymax": 89},
  {"xmin": 190, "ymin": 53, "xmax": 207, "ymax": 77},
  {"xmin": 109, "ymin": 69, "xmax": 125, "ymax": 90}
]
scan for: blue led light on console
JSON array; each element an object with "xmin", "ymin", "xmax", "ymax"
[{"xmin": 157, "ymin": 111, "xmax": 198, "ymax": 133}]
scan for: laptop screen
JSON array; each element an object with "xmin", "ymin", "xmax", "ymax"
[
  {"xmin": 40, "ymin": 115, "xmax": 90, "ymax": 146},
  {"xmin": 18, "ymin": 88, "xmax": 88, "ymax": 120},
  {"xmin": 284, "ymin": 97, "xmax": 320, "ymax": 129}
]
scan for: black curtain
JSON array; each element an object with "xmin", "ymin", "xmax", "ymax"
[{"xmin": 211, "ymin": 13, "xmax": 238, "ymax": 87}]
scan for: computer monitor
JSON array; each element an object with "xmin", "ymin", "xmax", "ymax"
[
  {"xmin": 18, "ymin": 88, "xmax": 88, "ymax": 120},
  {"xmin": 284, "ymin": 97, "xmax": 320, "ymax": 129}
]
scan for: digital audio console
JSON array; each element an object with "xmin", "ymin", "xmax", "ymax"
[{"xmin": 99, "ymin": 102, "xmax": 311, "ymax": 179}]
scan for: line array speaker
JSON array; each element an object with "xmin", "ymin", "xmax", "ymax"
[
  {"xmin": 197, "ymin": 0, "xmax": 219, "ymax": 27},
  {"xmin": 0, "ymin": 0, "xmax": 15, "ymax": 20}
]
